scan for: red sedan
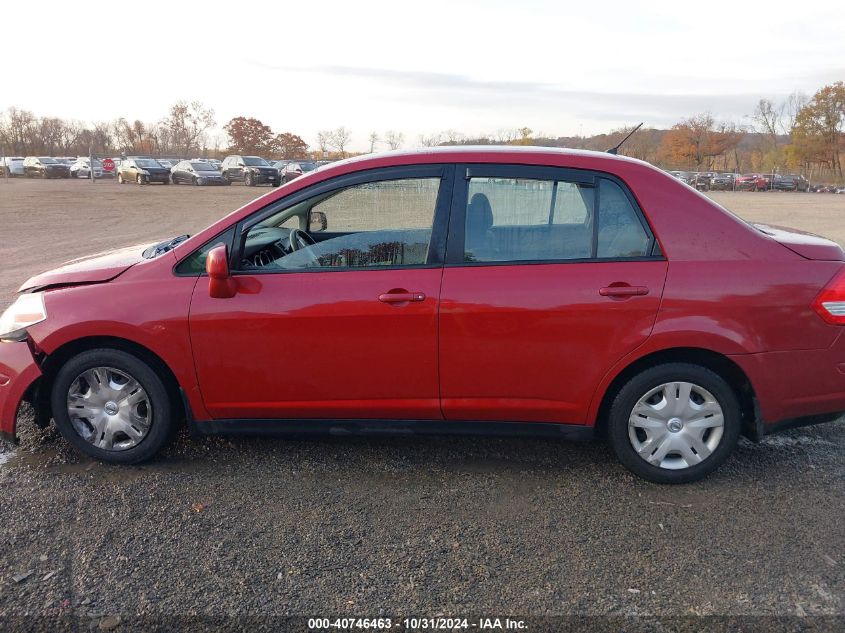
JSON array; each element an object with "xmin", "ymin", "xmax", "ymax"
[{"xmin": 1, "ymin": 147, "xmax": 843, "ymax": 483}]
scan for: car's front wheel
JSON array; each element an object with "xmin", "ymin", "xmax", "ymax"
[
  {"xmin": 607, "ymin": 363, "xmax": 740, "ymax": 484},
  {"xmin": 51, "ymin": 348, "xmax": 176, "ymax": 464},
  {"xmin": 136, "ymin": 174, "xmax": 143, "ymax": 185}
]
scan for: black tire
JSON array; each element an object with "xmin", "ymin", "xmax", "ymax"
[
  {"xmin": 136, "ymin": 174, "xmax": 143, "ymax": 185},
  {"xmin": 50, "ymin": 348, "xmax": 176, "ymax": 464},
  {"xmin": 192, "ymin": 176, "xmax": 198, "ymax": 186},
  {"xmin": 245, "ymin": 172, "xmax": 253, "ymax": 186},
  {"xmin": 606, "ymin": 363, "xmax": 741, "ymax": 484},
  {"xmin": 171, "ymin": 175, "xmax": 178, "ymax": 185}
]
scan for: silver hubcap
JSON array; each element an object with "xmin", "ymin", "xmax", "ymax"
[
  {"xmin": 628, "ymin": 381, "xmax": 724, "ymax": 470},
  {"xmin": 66, "ymin": 367, "xmax": 152, "ymax": 451}
]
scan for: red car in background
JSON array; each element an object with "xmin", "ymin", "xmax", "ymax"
[
  {"xmin": 1, "ymin": 147, "xmax": 843, "ymax": 483},
  {"xmin": 735, "ymin": 173, "xmax": 769, "ymax": 191}
]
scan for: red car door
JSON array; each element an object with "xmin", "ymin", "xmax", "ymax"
[
  {"xmin": 188, "ymin": 165, "xmax": 453, "ymax": 421},
  {"xmin": 439, "ymin": 165, "xmax": 668, "ymax": 425}
]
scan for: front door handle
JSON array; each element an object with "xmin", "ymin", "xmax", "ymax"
[
  {"xmin": 599, "ymin": 285, "xmax": 649, "ymax": 298},
  {"xmin": 378, "ymin": 290, "xmax": 426, "ymax": 303}
]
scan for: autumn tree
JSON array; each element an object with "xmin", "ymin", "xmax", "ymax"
[
  {"xmin": 273, "ymin": 132, "xmax": 308, "ymax": 159},
  {"xmin": 790, "ymin": 81, "xmax": 845, "ymax": 178},
  {"xmin": 224, "ymin": 117, "xmax": 274, "ymax": 155}
]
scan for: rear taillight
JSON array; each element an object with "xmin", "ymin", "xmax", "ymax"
[{"xmin": 813, "ymin": 268, "xmax": 845, "ymax": 325}]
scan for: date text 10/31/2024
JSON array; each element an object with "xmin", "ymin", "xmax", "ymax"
[{"xmin": 307, "ymin": 617, "xmax": 528, "ymax": 630}]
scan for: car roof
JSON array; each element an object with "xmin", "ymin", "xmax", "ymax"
[{"xmin": 319, "ymin": 145, "xmax": 648, "ymax": 175}]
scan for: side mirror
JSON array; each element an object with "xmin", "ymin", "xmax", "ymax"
[
  {"xmin": 309, "ymin": 211, "xmax": 328, "ymax": 232},
  {"xmin": 206, "ymin": 244, "xmax": 237, "ymax": 299}
]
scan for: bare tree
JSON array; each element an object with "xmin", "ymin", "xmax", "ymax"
[
  {"xmin": 162, "ymin": 101, "xmax": 215, "ymax": 156},
  {"xmin": 368, "ymin": 131, "xmax": 380, "ymax": 153},
  {"xmin": 418, "ymin": 132, "xmax": 441, "ymax": 147},
  {"xmin": 494, "ymin": 128, "xmax": 520, "ymax": 144},
  {"xmin": 317, "ymin": 130, "xmax": 332, "ymax": 155},
  {"xmin": 442, "ymin": 129, "xmax": 465, "ymax": 144},
  {"xmin": 384, "ymin": 130, "xmax": 404, "ymax": 150},
  {"xmin": 752, "ymin": 99, "xmax": 783, "ymax": 142},
  {"xmin": 785, "ymin": 91, "xmax": 809, "ymax": 133},
  {"xmin": 328, "ymin": 126, "xmax": 352, "ymax": 157}
]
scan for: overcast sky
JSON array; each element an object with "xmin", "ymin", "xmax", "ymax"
[{"xmin": 5, "ymin": 0, "xmax": 844, "ymax": 151}]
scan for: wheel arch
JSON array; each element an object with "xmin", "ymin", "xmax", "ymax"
[
  {"xmin": 593, "ymin": 347, "xmax": 758, "ymax": 440},
  {"xmin": 34, "ymin": 335, "xmax": 186, "ymax": 429}
]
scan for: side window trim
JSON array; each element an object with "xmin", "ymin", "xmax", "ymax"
[
  {"xmin": 445, "ymin": 164, "xmax": 659, "ymax": 266},
  {"xmin": 230, "ymin": 164, "xmax": 454, "ymax": 272}
]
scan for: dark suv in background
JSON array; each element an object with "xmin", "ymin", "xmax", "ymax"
[
  {"xmin": 220, "ymin": 155, "xmax": 280, "ymax": 186},
  {"xmin": 23, "ymin": 156, "xmax": 71, "ymax": 178},
  {"xmin": 774, "ymin": 174, "xmax": 809, "ymax": 192},
  {"xmin": 709, "ymin": 173, "xmax": 735, "ymax": 191}
]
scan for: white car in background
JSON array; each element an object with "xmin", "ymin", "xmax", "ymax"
[
  {"xmin": 70, "ymin": 157, "xmax": 105, "ymax": 179},
  {"xmin": 1, "ymin": 157, "xmax": 25, "ymax": 177}
]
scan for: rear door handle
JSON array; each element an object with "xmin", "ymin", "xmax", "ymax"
[
  {"xmin": 378, "ymin": 291, "xmax": 426, "ymax": 303},
  {"xmin": 599, "ymin": 285, "xmax": 649, "ymax": 298}
]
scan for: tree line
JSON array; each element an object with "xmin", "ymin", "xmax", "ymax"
[{"xmin": 1, "ymin": 81, "xmax": 842, "ymax": 181}]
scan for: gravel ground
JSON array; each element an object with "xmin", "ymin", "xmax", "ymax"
[{"xmin": 0, "ymin": 179, "xmax": 843, "ymax": 630}]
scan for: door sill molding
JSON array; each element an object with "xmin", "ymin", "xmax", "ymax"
[{"xmin": 192, "ymin": 418, "xmax": 594, "ymax": 441}]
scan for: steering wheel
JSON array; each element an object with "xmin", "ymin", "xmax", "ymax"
[{"xmin": 289, "ymin": 228, "xmax": 316, "ymax": 252}]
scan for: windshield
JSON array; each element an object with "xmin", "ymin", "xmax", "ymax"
[
  {"xmin": 243, "ymin": 157, "xmax": 269, "ymax": 166},
  {"xmin": 299, "ymin": 162, "xmax": 317, "ymax": 172},
  {"xmin": 39, "ymin": 157, "xmax": 58, "ymax": 163},
  {"xmin": 136, "ymin": 159, "xmax": 161, "ymax": 168},
  {"xmin": 192, "ymin": 162, "xmax": 217, "ymax": 171}
]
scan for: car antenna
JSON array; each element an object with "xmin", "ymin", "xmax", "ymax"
[{"xmin": 607, "ymin": 123, "xmax": 643, "ymax": 155}]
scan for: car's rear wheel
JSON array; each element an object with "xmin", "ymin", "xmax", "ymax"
[
  {"xmin": 51, "ymin": 348, "xmax": 175, "ymax": 464},
  {"xmin": 607, "ymin": 363, "xmax": 740, "ymax": 484}
]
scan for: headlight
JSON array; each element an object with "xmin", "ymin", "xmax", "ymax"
[{"xmin": 0, "ymin": 293, "xmax": 47, "ymax": 342}]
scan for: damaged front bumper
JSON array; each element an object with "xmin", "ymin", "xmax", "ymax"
[{"xmin": 0, "ymin": 341, "xmax": 42, "ymax": 443}]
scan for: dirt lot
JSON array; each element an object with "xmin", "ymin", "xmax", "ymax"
[{"xmin": 0, "ymin": 178, "xmax": 843, "ymax": 629}]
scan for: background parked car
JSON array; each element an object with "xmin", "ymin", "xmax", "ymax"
[
  {"xmin": 117, "ymin": 158, "xmax": 171, "ymax": 185},
  {"xmin": 667, "ymin": 170, "xmax": 694, "ymax": 184},
  {"xmin": 709, "ymin": 173, "xmax": 734, "ymax": 191},
  {"xmin": 70, "ymin": 157, "xmax": 104, "ymax": 179},
  {"xmin": 774, "ymin": 174, "xmax": 809, "ymax": 192},
  {"xmin": 693, "ymin": 172, "xmax": 715, "ymax": 191},
  {"xmin": 0, "ymin": 157, "xmax": 25, "ymax": 177},
  {"xmin": 171, "ymin": 160, "xmax": 229, "ymax": 186},
  {"xmin": 23, "ymin": 156, "xmax": 71, "ymax": 178},
  {"xmin": 735, "ymin": 174, "xmax": 765, "ymax": 191},
  {"xmin": 280, "ymin": 160, "xmax": 318, "ymax": 183},
  {"xmin": 220, "ymin": 155, "xmax": 280, "ymax": 186}
]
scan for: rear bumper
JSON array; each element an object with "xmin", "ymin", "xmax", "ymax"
[
  {"xmin": 0, "ymin": 342, "xmax": 42, "ymax": 443},
  {"xmin": 730, "ymin": 331, "xmax": 845, "ymax": 433}
]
